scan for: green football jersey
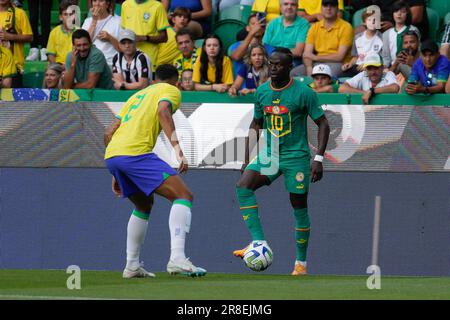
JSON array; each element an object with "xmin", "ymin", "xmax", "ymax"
[{"xmin": 254, "ymin": 78, "xmax": 324, "ymax": 158}]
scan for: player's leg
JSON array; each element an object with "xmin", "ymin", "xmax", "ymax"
[
  {"xmin": 122, "ymin": 192, "xmax": 156, "ymax": 278},
  {"xmin": 282, "ymin": 158, "xmax": 311, "ymax": 276},
  {"xmin": 155, "ymin": 175, "xmax": 206, "ymax": 277},
  {"xmin": 289, "ymin": 192, "xmax": 310, "ymax": 276}
]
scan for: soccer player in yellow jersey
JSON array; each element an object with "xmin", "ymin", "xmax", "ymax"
[{"xmin": 104, "ymin": 64, "xmax": 206, "ymax": 278}]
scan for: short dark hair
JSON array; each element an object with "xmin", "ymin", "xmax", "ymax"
[
  {"xmin": 402, "ymin": 29, "xmax": 420, "ymax": 41},
  {"xmin": 60, "ymin": 0, "xmax": 78, "ymax": 14},
  {"xmin": 156, "ymin": 64, "xmax": 179, "ymax": 81},
  {"xmin": 72, "ymin": 29, "xmax": 91, "ymax": 44},
  {"xmin": 272, "ymin": 47, "xmax": 293, "ymax": 65},
  {"xmin": 175, "ymin": 28, "xmax": 194, "ymax": 41},
  {"xmin": 173, "ymin": 7, "xmax": 191, "ymax": 21}
]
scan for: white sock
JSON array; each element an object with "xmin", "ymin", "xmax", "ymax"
[
  {"xmin": 125, "ymin": 211, "xmax": 149, "ymax": 270},
  {"xmin": 169, "ymin": 201, "xmax": 192, "ymax": 263}
]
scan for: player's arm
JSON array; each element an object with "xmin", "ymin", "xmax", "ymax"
[
  {"xmin": 242, "ymin": 117, "xmax": 263, "ymax": 171},
  {"xmin": 104, "ymin": 118, "xmax": 121, "ymax": 147},
  {"xmin": 311, "ymin": 115, "xmax": 330, "ymax": 183},
  {"xmin": 158, "ymin": 100, "xmax": 188, "ymax": 173}
]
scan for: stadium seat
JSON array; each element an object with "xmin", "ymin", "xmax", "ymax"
[
  {"xmin": 426, "ymin": 7, "xmax": 440, "ymax": 41},
  {"xmin": 195, "ymin": 38, "xmax": 204, "ymax": 48},
  {"xmin": 213, "ymin": 19, "xmax": 246, "ymax": 52},
  {"xmin": 352, "ymin": 7, "xmax": 364, "ymax": 29},
  {"xmin": 218, "ymin": 4, "xmax": 252, "ymax": 23},
  {"xmin": 445, "ymin": 12, "xmax": 450, "ymax": 25},
  {"xmin": 427, "ymin": 0, "xmax": 450, "ymax": 21},
  {"xmin": 22, "ymin": 71, "xmax": 45, "ymax": 88}
]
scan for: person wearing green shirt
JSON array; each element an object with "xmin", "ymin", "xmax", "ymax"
[
  {"xmin": 233, "ymin": 47, "xmax": 330, "ymax": 276},
  {"xmin": 64, "ymin": 28, "xmax": 114, "ymax": 89}
]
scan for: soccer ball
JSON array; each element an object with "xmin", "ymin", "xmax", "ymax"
[{"xmin": 243, "ymin": 241, "xmax": 273, "ymax": 272}]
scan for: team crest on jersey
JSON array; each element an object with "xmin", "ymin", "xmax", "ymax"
[
  {"xmin": 143, "ymin": 12, "xmax": 150, "ymax": 20},
  {"xmin": 295, "ymin": 172, "xmax": 304, "ymax": 182}
]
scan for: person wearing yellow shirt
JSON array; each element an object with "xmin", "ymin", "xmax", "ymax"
[
  {"xmin": 156, "ymin": 7, "xmax": 190, "ymax": 67},
  {"xmin": 121, "ymin": 0, "xmax": 170, "ymax": 73},
  {"xmin": 46, "ymin": 0, "xmax": 78, "ymax": 65},
  {"xmin": 298, "ymin": 0, "xmax": 344, "ymax": 23},
  {"xmin": 0, "ymin": 45, "xmax": 16, "ymax": 88},
  {"xmin": 0, "ymin": 0, "xmax": 33, "ymax": 86},
  {"xmin": 192, "ymin": 34, "xmax": 234, "ymax": 92},
  {"xmin": 294, "ymin": 0, "xmax": 353, "ymax": 77},
  {"xmin": 104, "ymin": 64, "xmax": 207, "ymax": 279}
]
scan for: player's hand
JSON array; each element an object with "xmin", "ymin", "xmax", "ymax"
[
  {"xmin": 176, "ymin": 152, "xmax": 189, "ymax": 174},
  {"xmin": 310, "ymin": 161, "xmax": 323, "ymax": 183},
  {"xmin": 112, "ymin": 176, "xmax": 122, "ymax": 197}
]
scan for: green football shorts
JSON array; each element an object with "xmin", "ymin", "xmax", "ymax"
[{"xmin": 245, "ymin": 150, "xmax": 310, "ymax": 194}]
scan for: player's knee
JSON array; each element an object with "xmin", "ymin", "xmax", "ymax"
[
  {"xmin": 290, "ymin": 193, "xmax": 308, "ymax": 209},
  {"xmin": 178, "ymin": 189, "xmax": 194, "ymax": 202}
]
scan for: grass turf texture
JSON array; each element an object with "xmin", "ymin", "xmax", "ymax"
[{"xmin": 0, "ymin": 270, "xmax": 449, "ymax": 300}]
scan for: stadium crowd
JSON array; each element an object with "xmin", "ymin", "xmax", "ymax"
[{"xmin": 1, "ymin": 0, "xmax": 450, "ymax": 98}]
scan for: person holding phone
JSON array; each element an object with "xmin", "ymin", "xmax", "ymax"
[
  {"xmin": 405, "ymin": 39, "xmax": 449, "ymax": 95},
  {"xmin": 390, "ymin": 29, "xmax": 420, "ymax": 79}
]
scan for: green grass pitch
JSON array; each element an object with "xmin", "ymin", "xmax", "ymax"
[{"xmin": 0, "ymin": 270, "xmax": 449, "ymax": 300}]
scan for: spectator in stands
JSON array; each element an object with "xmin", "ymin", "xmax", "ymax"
[
  {"xmin": 228, "ymin": 43, "xmax": 269, "ymax": 96},
  {"xmin": 292, "ymin": 0, "xmax": 353, "ymax": 77},
  {"xmin": 390, "ymin": 29, "xmax": 420, "ymax": 79},
  {"xmin": 157, "ymin": 7, "xmax": 191, "ymax": 67},
  {"xmin": 250, "ymin": 0, "xmax": 303, "ymax": 24},
  {"xmin": 63, "ymin": 29, "xmax": 114, "ymax": 89},
  {"xmin": 121, "ymin": 0, "xmax": 170, "ymax": 73},
  {"xmin": 339, "ymin": 52, "xmax": 400, "ymax": 104},
  {"xmin": 0, "ymin": 0, "xmax": 33, "ymax": 87},
  {"xmin": 192, "ymin": 34, "xmax": 234, "ymax": 92},
  {"xmin": 112, "ymin": 29, "xmax": 151, "ymax": 90},
  {"xmin": 440, "ymin": 24, "xmax": 450, "ymax": 60},
  {"xmin": 341, "ymin": 6, "xmax": 383, "ymax": 77},
  {"xmin": 46, "ymin": 0, "xmax": 78, "ymax": 66},
  {"xmin": 262, "ymin": 0, "xmax": 309, "ymax": 65},
  {"xmin": 43, "ymin": 62, "xmax": 64, "ymax": 89},
  {"xmin": 82, "ymin": 0, "xmax": 122, "ymax": 68},
  {"xmin": 25, "ymin": 0, "xmax": 51, "ymax": 62},
  {"xmin": 179, "ymin": 68, "xmax": 194, "ymax": 91},
  {"xmin": 229, "ymin": 13, "xmax": 274, "ymax": 76},
  {"xmin": 309, "ymin": 64, "xmax": 339, "ymax": 93},
  {"xmin": 298, "ymin": 0, "xmax": 344, "ymax": 23},
  {"xmin": 162, "ymin": 0, "xmax": 212, "ymax": 39},
  {"xmin": 381, "ymin": 1, "xmax": 419, "ymax": 69},
  {"xmin": 0, "ymin": 45, "xmax": 16, "ymax": 88},
  {"xmin": 173, "ymin": 28, "xmax": 200, "ymax": 77},
  {"xmin": 405, "ymin": 39, "xmax": 449, "ymax": 95}
]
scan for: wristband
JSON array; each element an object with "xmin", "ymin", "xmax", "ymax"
[{"xmin": 314, "ymin": 155, "xmax": 324, "ymax": 162}]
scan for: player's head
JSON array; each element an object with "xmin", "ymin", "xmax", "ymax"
[
  {"xmin": 155, "ymin": 64, "xmax": 179, "ymax": 86},
  {"xmin": 269, "ymin": 47, "xmax": 293, "ymax": 82}
]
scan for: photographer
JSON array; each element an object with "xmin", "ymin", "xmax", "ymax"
[{"xmin": 390, "ymin": 29, "xmax": 420, "ymax": 79}]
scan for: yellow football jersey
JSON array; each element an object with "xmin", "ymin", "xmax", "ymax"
[{"xmin": 105, "ymin": 82, "xmax": 181, "ymax": 159}]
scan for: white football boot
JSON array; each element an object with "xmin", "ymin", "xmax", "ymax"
[{"xmin": 167, "ymin": 258, "xmax": 207, "ymax": 277}]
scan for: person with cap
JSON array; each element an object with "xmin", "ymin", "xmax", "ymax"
[
  {"xmin": 405, "ymin": 39, "xmax": 450, "ymax": 95},
  {"xmin": 292, "ymin": 0, "xmax": 353, "ymax": 77},
  {"xmin": 63, "ymin": 28, "xmax": 114, "ymax": 89},
  {"xmin": 112, "ymin": 29, "xmax": 151, "ymax": 90},
  {"xmin": 339, "ymin": 52, "xmax": 399, "ymax": 104},
  {"xmin": 309, "ymin": 64, "xmax": 339, "ymax": 93}
]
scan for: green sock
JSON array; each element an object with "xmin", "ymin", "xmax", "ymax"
[
  {"xmin": 293, "ymin": 208, "xmax": 310, "ymax": 262},
  {"xmin": 236, "ymin": 187, "xmax": 265, "ymax": 240}
]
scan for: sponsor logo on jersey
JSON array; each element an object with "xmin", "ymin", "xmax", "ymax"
[{"xmin": 296, "ymin": 184, "xmax": 305, "ymax": 189}]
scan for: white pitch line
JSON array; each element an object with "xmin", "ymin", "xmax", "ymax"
[{"xmin": 0, "ymin": 294, "xmax": 122, "ymax": 300}]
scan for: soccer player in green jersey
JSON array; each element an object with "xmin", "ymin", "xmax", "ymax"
[
  {"xmin": 233, "ymin": 47, "xmax": 330, "ymax": 275},
  {"xmin": 104, "ymin": 64, "xmax": 206, "ymax": 278}
]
